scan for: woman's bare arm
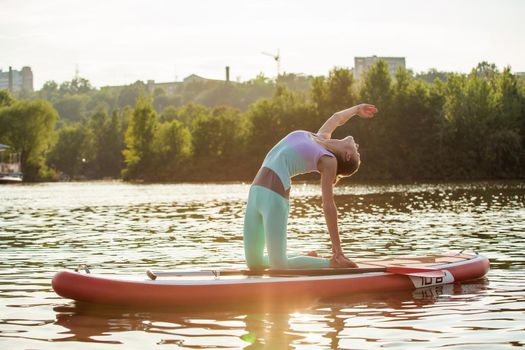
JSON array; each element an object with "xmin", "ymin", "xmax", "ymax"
[
  {"xmin": 319, "ymin": 157, "xmax": 342, "ymax": 254},
  {"xmin": 317, "ymin": 104, "xmax": 378, "ymax": 139},
  {"xmin": 319, "ymin": 157, "xmax": 358, "ymax": 267}
]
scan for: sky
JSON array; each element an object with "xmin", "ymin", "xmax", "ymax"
[{"xmin": 1, "ymin": 0, "xmax": 524, "ymax": 89}]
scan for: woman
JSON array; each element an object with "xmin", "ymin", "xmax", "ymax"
[{"xmin": 243, "ymin": 103, "xmax": 378, "ymax": 270}]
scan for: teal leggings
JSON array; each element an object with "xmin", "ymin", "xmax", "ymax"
[{"xmin": 243, "ymin": 185, "xmax": 330, "ymax": 269}]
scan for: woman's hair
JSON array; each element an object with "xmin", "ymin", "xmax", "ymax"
[{"xmin": 335, "ymin": 152, "xmax": 360, "ymax": 178}]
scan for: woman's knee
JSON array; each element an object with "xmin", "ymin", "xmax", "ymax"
[{"xmin": 244, "ymin": 251, "xmax": 266, "ymax": 270}]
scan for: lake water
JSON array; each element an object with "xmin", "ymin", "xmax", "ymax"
[{"xmin": 1, "ymin": 181, "xmax": 524, "ymax": 349}]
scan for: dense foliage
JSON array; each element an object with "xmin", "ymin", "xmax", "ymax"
[
  {"xmin": 4, "ymin": 61, "xmax": 525, "ymax": 182},
  {"xmin": 0, "ymin": 91, "xmax": 58, "ymax": 180}
]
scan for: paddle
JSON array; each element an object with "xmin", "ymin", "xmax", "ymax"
[{"xmin": 147, "ymin": 266, "xmax": 444, "ymax": 280}]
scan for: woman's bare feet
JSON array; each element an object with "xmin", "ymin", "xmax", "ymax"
[
  {"xmin": 306, "ymin": 251, "xmax": 320, "ymax": 257},
  {"xmin": 330, "ymin": 253, "xmax": 358, "ymax": 268}
]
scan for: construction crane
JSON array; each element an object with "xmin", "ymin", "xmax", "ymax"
[{"xmin": 261, "ymin": 49, "xmax": 281, "ymax": 78}]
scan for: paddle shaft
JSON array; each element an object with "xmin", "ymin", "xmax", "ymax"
[{"xmin": 147, "ymin": 266, "xmax": 444, "ymax": 280}]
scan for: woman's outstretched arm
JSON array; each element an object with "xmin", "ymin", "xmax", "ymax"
[
  {"xmin": 317, "ymin": 104, "xmax": 378, "ymax": 139},
  {"xmin": 318, "ymin": 156, "xmax": 358, "ymax": 267}
]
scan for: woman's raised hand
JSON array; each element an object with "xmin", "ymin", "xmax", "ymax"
[{"xmin": 356, "ymin": 104, "xmax": 378, "ymax": 118}]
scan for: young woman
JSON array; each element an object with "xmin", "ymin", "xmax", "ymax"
[{"xmin": 243, "ymin": 103, "xmax": 378, "ymax": 270}]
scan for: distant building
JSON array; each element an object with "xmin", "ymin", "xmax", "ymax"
[
  {"xmin": 146, "ymin": 80, "xmax": 179, "ymax": 94},
  {"xmin": 183, "ymin": 74, "xmax": 208, "ymax": 83},
  {"xmin": 0, "ymin": 66, "xmax": 33, "ymax": 92},
  {"xmin": 105, "ymin": 68, "xmax": 233, "ymax": 94},
  {"xmin": 140, "ymin": 75, "xmax": 212, "ymax": 95},
  {"xmin": 137, "ymin": 69, "xmax": 233, "ymax": 95},
  {"xmin": 354, "ymin": 56, "xmax": 406, "ymax": 80}
]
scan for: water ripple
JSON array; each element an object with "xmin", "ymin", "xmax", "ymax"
[{"xmin": 0, "ymin": 180, "xmax": 524, "ymax": 349}]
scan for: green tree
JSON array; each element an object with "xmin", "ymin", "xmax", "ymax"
[
  {"xmin": 359, "ymin": 60, "xmax": 392, "ymax": 112},
  {"xmin": 277, "ymin": 73, "xmax": 313, "ymax": 92},
  {"xmin": 244, "ymin": 86, "xmax": 314, "ymax": 170},
  {"xmin": 84, "ymin": 108, "xmax": 125, "ymax": 178},
  {"xmin": 152, "ymin": 87, "xmax": 171, "ymax": 112},
  {"xmin": 0, "ymin": 100, "xmax": 58, "ymax": 180},
  {"xmin": 175, "ymin": 103, "xmax": 212, "ymax": 128},
  {"xmin": 86, "ymin": 88, "xmax": 118, "ymax": 116},
  {"xmin": 442, "ymin": 69, "xmax": 499, "ymax": 177},
  {"xmin": 475, "ymin": 61, "xmax": 499, "ymax": 83},
  {"xmin": 160, "ymin": 106, "xmax": 178, "ymax": 123},
  {"xmin": 311, "ymin": 67, "xmax": 357, "ymax": 120},
  {"xmin": 39, "ymin": 81, "xmax": 59, "ymax": 101},
  {"xmin": 153, "ymin": 120, "xmax": 192, "ymax": 180},
  {"xmin": 59, "ymin": 77, "xmax": 93, "ymax": 95},
  {"xmin": 484, "ymin": 67, "xmax": 524, "ymax": 176},
  {"xmin": 384, "ymin": 68, "xmax": 443, "ymax": 179},
  {"xmin": 122, "ymin": 97, "xmax": 158, "ymax": 180},
  {"xmin": 117, "ymin": 81, "xmax": 149, "ymax": 108},
  {"xmin": 0, "ymin": 90, "xmax": 15, "ymax": 107},
  {"xmin": 53, "ymin": 95, "xmax": 88, "ymax": 122},
  {"xmin": 47, "ymin": 124, "xmax": 89, "ymax": 179},
  {"xmin": 192, "ymin": 106, "xmax": 241, "ymax": 160},
  {"xmin": 416, "ymin": 68, "xmax": 450, "ymax": 83},
  {"xmin": 354, "ymin": 60, "xmax": 393, "ymax": 178},
  {"xmin": 30, "ymin": 62, "xmax": 525, "ymax": 182}
]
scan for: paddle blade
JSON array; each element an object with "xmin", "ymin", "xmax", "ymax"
[{"xmin": 385, "ymin": 266, "xmax": 445, "ymax": 278}]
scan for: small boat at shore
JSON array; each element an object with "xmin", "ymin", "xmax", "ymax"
[
  {"xmin": 0, "ymin": 144, "xmax": 22, "ymax": 183},
  {"xmin": 52, "ymin": 251, "xmax": 489, "ymax": 307}
]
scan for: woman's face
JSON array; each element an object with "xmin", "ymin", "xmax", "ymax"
[{"xmin": 341, "ymin": 136, "xmax": 360, "ymax": 162}]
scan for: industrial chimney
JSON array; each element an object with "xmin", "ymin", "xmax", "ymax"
[{"xmin": 8, "ymin": 66, "xmax": 13, "ymax": 92}]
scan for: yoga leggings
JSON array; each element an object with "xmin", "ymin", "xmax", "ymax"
[{"xmin": 243, "ymin": 185, "xmax": 330, "ymax": 269}]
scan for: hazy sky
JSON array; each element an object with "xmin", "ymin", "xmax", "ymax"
[{"xmin": 2, "ymin": 0, "xmax": 524, "ymax": 89}]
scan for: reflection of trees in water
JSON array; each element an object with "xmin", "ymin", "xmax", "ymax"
[{"xmin": 52, "ymin": 279, "xmax": 488, "ymax": 348}]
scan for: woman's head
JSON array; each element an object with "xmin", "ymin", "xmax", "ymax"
[{"xmin": 335, "ymin": 136, "xmax": 360, "ymax": 178}]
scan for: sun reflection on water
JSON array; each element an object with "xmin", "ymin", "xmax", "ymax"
[{"xmin": 0, "ymin": 181, "xmax": 524, "ymax": 349}]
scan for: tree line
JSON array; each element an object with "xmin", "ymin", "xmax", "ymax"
[
  {"xmin": 33, "ymin": 73, "xmax": 312, "ymax": 125},
  {"xmin": 1, "ymin": 61, "xmax": 524, "ymax": 182}
]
